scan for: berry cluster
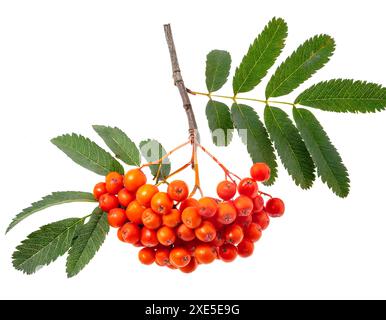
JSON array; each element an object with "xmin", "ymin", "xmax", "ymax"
[{"xmin": 93, "ymin": 162, "xmax": 284, "ymax": 273}]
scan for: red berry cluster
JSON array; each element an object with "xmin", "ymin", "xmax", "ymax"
[{"xmin": 93, "ymin": 162, "xmax": 284, "ymax": 273}]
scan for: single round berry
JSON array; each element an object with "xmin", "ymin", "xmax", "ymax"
[
  {"xmin": 157, "ymin": 226, "xmax": 176, "ymax": 246},
  {"xmin": 245, "ymin": 223, "xmax": 262, "ymax": 242},
  {"xmin": 105, "ymin": 172, "xmax": 124, "ymax": 195},
  {"xmin": 216, "ymin": 202, "xmax": 237, "ymax": 225},
  {"xmin": 151, "ymin": 192, "xmax": 173, "ymax": 215},
  {"xmin": 167, "ymin": 180, "xmax": 189, "ymax": 202},
  {"xmin": 179, "ymin": 258, "xmax": 198, "ymax": 273},
  {"xmin": 117, "ymin": 188, "xmax": 135, "ymax": 207},
  {"xmin": 126, "ymin": 200, "xmax": 146, "ymax": 224},
  {"xmin": 234, "ymin": 195, "xmax": 254, "ymax": 216},
  {"xmin": 117, "ymin": 226, "xmax": 125, "ymax": 242},
  {"xmin": 216, "ymin": 180, "xmax": 237, "ymax": 200},
  {"xmin": 93, "ymin": 182, "xmax": 107, "ymax": 200},
  {"xmin": 198, "ymin": 197, "xmax": 218, "ymax": 218},
  {"xmin": 140, "ymin": 227, "xmax": 159, "ymax": 247},
  {"xmin": 218, "ymin": 244, "xmax": 238, "ymax": 262},
  {"xmin": 237, "ymin": 239, "xmax": 254, "ymax": 258},
  {"xmin": 250, "ymin": 162, "xmax": 270, "ymax": 182},
  {"xmin": 224, "ymin": 224, "xmax": 244, "ymax": 245},
  {"xmin": 236, "ymin": 215, "xmax": 253, "ymax": 230},
  {"xmin": 124, "ymin": 168, "xmax": 147, "ymax": 192},
  {"xmin": 99, "ymin": 194, "xmax": 119, "ymax": 212},
  {"xmin": 179, "ymin": 198, "xmax": 199, "ymax": 212},
  {"xmin": 136, "ymin": 184, "xmax": 159, "ymax": 207},
  {"xmin": 210, "ymin": 229, "xmax": 225, "ymax": 247},
  {"xmin": 195, "ymin": 244, "xmax": 217, "ymax": 264},
  {"xmin": 265, "ymin": 198, "xmax": 285, "ymax": 217},
  {"xmin": 181, "ymin": 207, "xmax": 202, "ymax": 229},
  {"xmin": 177, "ymin": 224, "xmax": 196, "ymax": 242},
  {"xmin": 162, "ymin": 208, "xmax": 181, "ymax": 228},
  {"xmin": 169, "ymin": 247, "xmax": 191, "ymax": 268},
  {"xmin": 155, "ymin": 247, "xmax": 171, "ymax": 266},
  {"xmin": 194, "ymin": 221, "xmax": 217, "ymax": 242},
  {"xmin": 120, "ymin": 222, "xmax": 140, "ymax": 244},
  {"xmin": 252, "ymin": 210, "xmax": 270, "ymax": 230},
  {"xmin": 142, "ymin": 208, "xmax": 162, "ymax": 229},
  {"xmin": 107, "ymin": 208, "xmax": 127, "ymax": 228},
  {"xmin": 253, "ymin": 195, "xmax": 264, "ymax": 213},
  {"xmin": 238, "ymin": 178, "xmax": 258, "ymax": 198},
  {"xmin": 138, "ymin": 247, "xmax": 156, "ymax": 265}
]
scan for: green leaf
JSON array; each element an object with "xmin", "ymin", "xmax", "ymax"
[
  {"xmin": 51, "ymin": 134, "xmax": 124, "ymax": 175},
  {"xmin": 292, "ymin": 107, "xmax": 350, "ymax": 197},
  {"xmin": 139, "ymin": 139, "xmax": 171, "ymax": 181},
  {"xmin": 6, "ymin": 191, "xmax": 96, "ymax": 234},
  {"xmin": 93, "ymin": 125, "xmax": 140, "ymax": 166},
  {"xmin": 266, "ymin": 35, "xmax": 335, "ymax": 98},
  {"xmin": 231, "ymin": 103, "xmax": 277, "ymax": 185},
  {"xmin": 264, "ymin": 106, "xmax": 315, "ymax": 189},
  {"xmin": 206, "ymin": 100, "xmax": 234, "ymax": 146},
  {"xmin": 233, "ymin": 17, "xmax": 288, "ymax": 95},
  {"xmin": 295, "ymin": 79, "xmax": 386, "ymax": 113},
  {"xmin": 205, "ymin": 50, "xmax": 232, "ymax": 93},
  {"xmin": 12, "ymin": 218, "xmax": 83, "ymax": 274},
  {"xmin": 66, "ymin": 208, "xmax": 109, "ymax": 278}
]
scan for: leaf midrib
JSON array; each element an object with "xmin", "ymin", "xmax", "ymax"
[{"xmin": 105, "ymin": 129, "xmax": 139, "ymax": 166}]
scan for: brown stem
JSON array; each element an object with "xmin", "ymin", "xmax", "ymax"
[{"xmin": 163, "ymin": 24, "xmax": 199, "ymax": 143}]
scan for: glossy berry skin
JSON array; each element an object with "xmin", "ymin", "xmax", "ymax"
[
  {"xmin": 218, "ymin": 244, "xmax": 238, "ymax": 262},
  {"xmin": 107, "ymin": 208, "xmax": 127, "ymax": 228},
  {"xmin": 181, "ymin": 207, "xmax": 202, "ymax": 229},
  {"xmin": 99, "ymin": 194, "xmax": 119, "ymax": 212},
  {"xmin": 216, "ymin": 181, "xmax": 237, "ymax": 201},
  {"xmin": 155, "ymin": 247, "xmax": 171, "ymax": 266},
  {"xmin": 169, "ymin": 247, "xmax": 191, "ymax": 268},
  {"xmin": 195, "ymin": 244, "xmax": 217, "ymax": 264},
  {"xmin": 117, "ymin": 226, "xmax": 125, "ymax": 242},
  {"xmin": 265, "ymin": 198, "xmax": 285, "ymax": 217},
  {"xmin": 157, "ymin": 226, "xmax": 176, "ymax": 246},
  {"xmin": 252, "ymin": 210, "xmax": 270, "ymax": 230},
  {"xmin": 210, "ymin": 229, "xmax": 225, "ymax": 247},
  {"xmin": 142, "ymin": 208, "xmax": 162, "ymax": 229},
  {"xmin": 180, "ymin": 258, "xmax": 198, "ymax": 273},
  {"xmin": 120, "ymin": 223, "xmax": 140, "ymax": 244},
  {"xmin": 216, "ymin": 202, "xmax": 237, "ymax": 225},
  {"xmin": 136, "ymin": 184, "xmax": 159, "ymax": 207},
  {"xmin": 225, "ymin": 224, "xmax": 244, "ymax": 245},
  {"xmin": 238, "ymin": 239, "xmax": 254, "ymax": 257},
  {"xmin": 167, "ymin": 180, "xmax": 189, "ymax": 202},
  {"xmin": 117, "ymin": 188, "xmax": 135, "ymax": 207},
  {"xmin": 198, "ymin": 197, "xmax": 218, "ymax": 218},
  {"xmin": 126, "ymin": 200, "xmax": 146, "ymax": 225},
  {"xmin": 179, "ymin": 198, "xmax": 199, "ymax": 212},
  {"xmin": 124, "ymin": 168, "xmax": 147, "ymax": 192},
  {"xmin": 195, "ymin": 221, "xmax": 217, "ymax": 243},
  {"xmin": 138, "ymin": 248, "xmax": 156, "ymax": 265},
  {"xmin": 151, "ymin": 192, "xmax": 173, "ymax": 215},
  {"xmin": 245, "ymin": 223, "xmax": 262, "ymax": 242},
  {"xmin": 177, "ymin": 224, "xmax": 196, "ymax": 242},
  {"xmin": 162, "ymin": 209, "xmax": 181, "ymax": 228},
  {"xmin": 140, "ymin": 227, "xmax": 159, "ymax": 247},
  {"xmin": 250, "ymin": 163, "xmax": 271, "ymax": 182},
  {"xmin": 105, "ymin": 172, "xmax": 124, "ymax": 195},
  {"xmin": 93, "ymin": 182, "xmax": 107, "ymax": 200},
  {"xmin": 253, "ymin": 195, "xmax": 264, "ymax": 213},
  {"xmin": 238, "ymin": 178, "xmax": 258, "ymax": 198},
  {"xmin": 234, "ymin": 195, "xmax": 254, "ymax": 216}
]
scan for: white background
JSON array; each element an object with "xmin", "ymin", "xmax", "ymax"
[{"xmin": 1, "ymin": 0, "xmax": 386, "ymax": 300}]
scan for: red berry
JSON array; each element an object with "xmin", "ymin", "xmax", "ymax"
[
  {"xmin": 140, "ymin": 227, "xmax": 159, "ymax": 247},
  {"xmin": 194, "ymin": 221, "xmax": 217, "ymax": 243},
  {"xmin": 151, "ymin": 192, "xmax": 173, "ymax": 215},
  {"xmin": 177, "ymin": 224, "xmax": 196, "ymax": 242},
  {"xmin": 157, "ymin": 226, "xmax": 176, "ymax": 246},
  {"xmin": 216, "ymin": 181, "xmax": 237, "ymax": 200},
  {"xmin": 155, "ymin": 247, "xmax": 171, "ymax": 266},
  {"xmin": 170, "ymin": 247, "xmax": 191, "ymax": 268},
  {"xmin": 238, "ymin": 239, "xmax": 254, "ymax": 257},
  {"xmin": 216, "ymin": 202, "xmax": 237, "ymax": 225},
  {"xmin": 252, "ymin": 210, "xmax": 270, "ymax": 230},
  {"xmin": 117, "ymin": 226, "xmax": 125, "ymax": 242},
  {"xmin": 105, "ymin": 172, "xmax": 124, "ymax": 195},
  {"xmin": 117, "ymin": 188, "xmax": 135, "ymax": 207},
  {"xmin": 234, "ymin": 195, "xmax": 254, "ymax": 216},
  {"xmin": 235, "ymin": 215, "xmax": 253, "ymax": 229},
  {"xmin": 93, "ymin": 182, "xmax": 107, "ymax": 200},
  {"xmin": 179, "ymin": 198, "xmax": 199, "ymax": 212},
  {"xmin": 224, "ymin": 224, "xmax": 244, "ymax": 245},
  {"xmin": 120, "ymin": 222, "xmax": 140, "ymax": 244},
  {"xmin": 99, "ymin": 194, "xmax": 119, "ymax": 212},
  {"xmin": 138, "ymin": 248, "xmax": 156, "ymax": 265},
  {"xmin": 218, "ymin": 244, "xmax": 238, "ymax": 262},
  {"xmin": 266, "ymin": 198, "xmax": 285, "ymax": 217},
  {"xmin": 245, "ymin": 223, "xmax": 262, "ymax": 242},
  {"xmin": 195, "ymin": 244, "xmax": 217, "ymax": 264},
  {"xmin": 250, "ymin": 163, "xmax": 271, "ymax": 182},
  {"xmin": 107, "ymin": 208, "xmax": 127, "ymax": 228},
  {"xmin": 179, "ymin": 258, "xmax": 198, "ymax": 273},
  {"xmin": 253, "ymin": 195, "xmax": 264, "ymax": 212},
  {"xmin": 238, "ymin": 178, "xmax": 258, "ymax": 198},
  {"xmin": 167, "ymin": 180, "xmax": 189, "ymax": 202},
  {"xmin": 210, "ymin": 229, "xmax": 225, "ymax": 247}
]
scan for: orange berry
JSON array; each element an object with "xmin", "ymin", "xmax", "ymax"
[
  {"xmin": 117, "ymin": 226, "xmax": 125, "ymax": 242},
  {"xmin": 265, "ymin": 198, "xmax": 285, "ymax": 217},
  {"xmin": 195, "ymin": 244, "xmax": 217, "ymax": 264},
  {"xmin": 117, "ymin": 188, "xmax": 135, "ymax": 207},
  {"xmin": 120, "ymin": 222, "xmax": 140, "ymax": 244},
  {"xmin": 155, "ymin": 247, "xmax": 171, "ymax": 266},
  {"xmin": 177, "ymin": 224, "xmax": 196, "ymax": 242},
  {"xmin": 162, "ymin": 208, "xmax": 181, "ymax": 228},
  {"xmin": 107, "ymin": 208, "xmax": 127, "ymax": 228},
  {"xmin": 179, "ymin": 258, "xmax": 198, "ymax": 273},
  {"xmin": 105, "ymin": 172, "xmax": 124, "ymax": 195},
  {"xmin": 238, "ymin": 239, "xmax": 254, "ymax": 257},
  {"xmin": 138, "ymin": 247, "xmax": 156, "ymax": 265},
  {"xmin": 245, "ymin": 223, "xmax": 262, "ymax": 242},
  {"xmin": 218, "ymin": 244, "xmax": 238, "ymax": 262},
  {"xmin": 93, "ymin": 182, "xmax": 107, "ymax": 200},
  {"xmin": 225, "ymin": 224, "xmax": 244, "ymax": 245},
  {"xmin": 250, "ymin": 162, "xmax": 271, "ymax": 182},
  {"xmin": 216, "ymin": 180, "xmax": 237, "ymax": 200},
  {"xmin": 140, "ymin": 227, "xmax": 159, "ymax": 247},
  {"xmin": 179, "ymin": 198, "xmax": 199, "ymax": 212},
  {"xmin": 252, "ymin": 210, "xmax": 270, "ymax": 230},
  {"xmin": 126, "ymin": 200, "xmax": 146, "ymax": 224},
  {"xmin": 157, "ymin": 226, "xmax": 176, "ymax": 246},
  {"xmin": 169, "ymin": 247, "xmax": 191, "ymax": 268},
  {"xmin": 238, "ymin": 178, "xmax": 258, "ymax": 198},
  {"xmin": 198, "ymin": 197, "xmax": 218, "ymax": 218},
  {"xmin": 194, "ymin": 221, "xmax": 217, "ymax": 242},
  {"xmin": 124, "ymin": 168, "xmax": 147, "ymax": 192},
  {"xmin": 99, "ymin": 194, "xmax": 119, "ymax": 212},
  {"xmin": 167, "ymin": 180, "xmax": 189, "ymax": 202},
  {"xmin": 181, "ymin": 207, "xmax": 202, "ymax": 229},
  {"xmin": 136, "ymin": 184, "xmax": 159, "ymax": 207},
  {"xmin": 234, "ymin": 195, "xmax": 254, "ymax": 216},
  {"xmin": 216, "ymin": 202, "xmax": 237, "ymax": 225},
  {"xmin": 253, "ymin": 195, "xmax": 264, "ymax": 213},
  {"xmin": 142, "ymin": 208, "xmax": 162, "ymax": 229},
  {"xmin": 151, "ymin": 192, "xmax": 173, "ymax": 215}
]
